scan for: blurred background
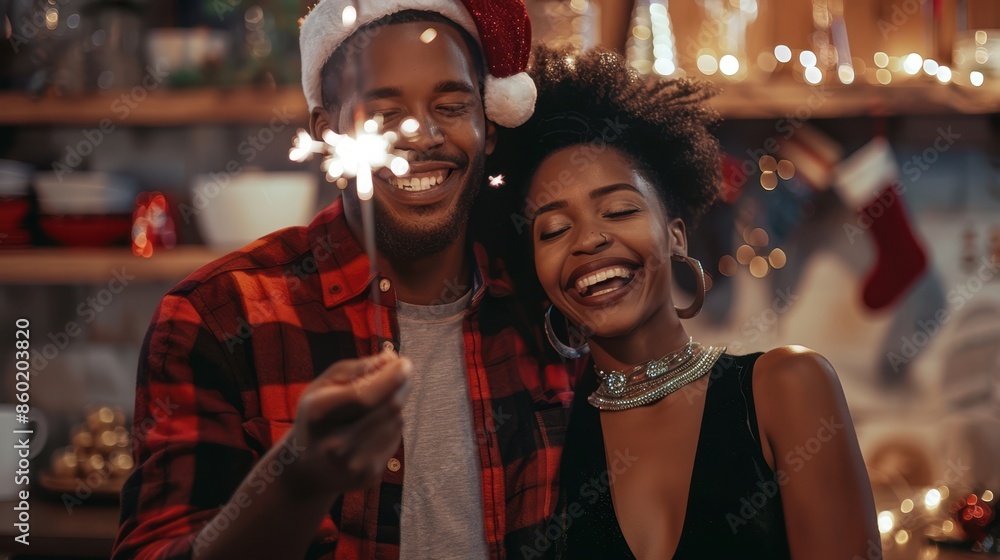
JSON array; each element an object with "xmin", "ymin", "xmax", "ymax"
[{"xmin": 0, "ymin": 0, "xmax": 998, "ymax": 558}]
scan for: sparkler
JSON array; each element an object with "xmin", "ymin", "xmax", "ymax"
[
  {"xmin": 290, "ymin": 113, "xmax": 417, "ymax": 349},
  {"xmin": 289, "ymin": 115, "xmax": 416, "ymax": 279}
]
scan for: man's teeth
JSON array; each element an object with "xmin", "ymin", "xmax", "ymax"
[
  {"xmin": 388, "ymin": 171, "xmax": 449, "ymax": 191},
  {"xmin": 575, "ymin": 266, "xmax": 634, "ymax": 295}
]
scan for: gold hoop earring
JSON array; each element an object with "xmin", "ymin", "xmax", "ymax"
[{"xmin": 671, "ymin": 254, "xmax": 706, "ymax": 319}]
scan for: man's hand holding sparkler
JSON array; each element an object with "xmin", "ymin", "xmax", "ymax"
[
  {"xmin": 191, "ymin": 350, "xmax": 412, "ymax": 560},
  {"xmin": 283, "ymin": 350, "xmax": 413, "ymax": 498}
]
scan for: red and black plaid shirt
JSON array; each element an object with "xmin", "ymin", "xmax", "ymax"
[{"xmin": 112, "ymin": 199, "xmax": 577, "ymax": 560}]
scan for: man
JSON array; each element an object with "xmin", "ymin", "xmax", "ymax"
[{"xmin": 111, "ymin": 1, "xmax": 574, "ymax": 559}]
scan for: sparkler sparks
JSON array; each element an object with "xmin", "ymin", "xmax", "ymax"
[
  {"xmin": 400, "ymin": 117, "xmax": 421, "ymax": 136},
  {"xmin": 289, "ymin": 120, "xmax": 412, "ymax": 202},
  {"xmin": 489, "ymin": 174, "xmax": 505, "ymax": 188},
  {"xmin": 289, "ymin": 114, "xmax": 418, "ymax": 298},
  {"xmin": 342, "ymin": 6, "xmax": 357, "ymax": 26},
  {"xmin": 420, "ymin": 28, "xmax": 438, "ymax": 44}
]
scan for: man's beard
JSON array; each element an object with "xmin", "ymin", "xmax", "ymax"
[{"xmin": 373, "ymin": 151, "xmax": 484, "ymax": 264}]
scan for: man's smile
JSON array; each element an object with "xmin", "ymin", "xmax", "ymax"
[
  {"xmin": 375, "ymin": 161, "xmax": 462, "ymax": 206},
  {"xmin": 386, "ymin": 168, "xmax": 454, "ymax": 191}
]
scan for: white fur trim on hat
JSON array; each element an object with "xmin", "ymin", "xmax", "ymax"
[
  {"xmin": 300, "ymin": 0, "xmax": 478, "ymax": 113},
  {"xmin": 485, "ymin": 72, "xmax": 537, "ymax": 128}
]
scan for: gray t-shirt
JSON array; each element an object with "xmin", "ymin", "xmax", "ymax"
[{"xmin": 396, "ymin": 291, "xmax": 489, "ymax": 560}]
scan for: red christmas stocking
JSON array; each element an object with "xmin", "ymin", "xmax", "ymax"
[{"xmin": 835, "ymin": 138, "xmax": 928, "ymax": 310}]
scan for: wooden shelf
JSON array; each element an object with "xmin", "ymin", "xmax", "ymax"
[
  {"xmin": 0, "ymin": 499, "xmax": 119, "ymax": 557},
  {"xmin": 0, "ymin": 86, "xmax": 309, "ymax": 127},
  {"xmin": 709, "ymin": 79, "xmax": 1000, "ymax": 119},
  {"xmin": 0, "ymin": 247, "xmax": 226, "ymax": 284},
  {"xmin": 0, "ymin": 79, "xmax": 997, "ymax": 127}
]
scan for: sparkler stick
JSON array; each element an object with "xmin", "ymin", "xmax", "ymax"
[
  {"xmin": 353, "ymin": 106, "xmax": 379, "ymax": 280},
  {"xmin": 290, "ymin": 2, "xmax": 435, "ymax": 350},
  {"xmin": 289, "ymin": 103, "xmax": 415, "ymax": 347}
]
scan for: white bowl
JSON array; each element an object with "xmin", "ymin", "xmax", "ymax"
[
  {"xmin": 192, "ymin": 172, "xmax": 318, "ymax": 249},
  {"xmin": 0, "ymin": 160, "xmax": 32, "ymax": 196},
  {"xmin": 38, "ymin": 194, "xmax": 135, "ymax": 215},
  {"xmin": 35, "ymin": 172, "xmax": 134, "ymax": 197},
  {"xmin": 35, "ymin": 172, "xmax": 136, "ymax": 215}
]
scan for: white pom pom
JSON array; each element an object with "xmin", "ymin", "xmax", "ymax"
[{"xmin": 484, "ymin": 72, "xmax": 537, "ymax": 128}]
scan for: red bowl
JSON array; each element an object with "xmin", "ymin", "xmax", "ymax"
[
  {"xmin": 0, "ymin": 196, "xmax": 30, "ymax": 231},
  {"xmin": 0, "ymin": 230, "xmax": 31, "ymax": 250},
  {"xmin": 40, "ymin": 214, "xmax": 132, "ymax": 247}
]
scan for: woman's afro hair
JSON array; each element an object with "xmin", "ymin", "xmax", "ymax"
[{"xmin": 495, "ymin": 45, "xmax": 724, "ymax": 226}]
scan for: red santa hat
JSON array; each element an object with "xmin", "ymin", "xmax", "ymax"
[{"xmin": 300, "ymin": 0, "xmax": 536, "ymax": 128}]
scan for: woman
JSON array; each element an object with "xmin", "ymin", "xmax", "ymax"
[{"xmin": 499, "ymin": 47, "xmax": 879, "ymax": 559}]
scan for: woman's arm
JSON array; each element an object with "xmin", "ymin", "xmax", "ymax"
[{"xmin": 753, "ymin": 345, "xmax": 881, "ymax": 560}]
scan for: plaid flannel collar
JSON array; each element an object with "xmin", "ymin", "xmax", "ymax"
[{"xmin": 309, "ymin": 198, "xmax": 514, "ymax": 309}]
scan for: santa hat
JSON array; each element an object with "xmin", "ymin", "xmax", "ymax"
[{"xmin": 300, "ymin": 0, "xmax": 536, "ymax": 128}]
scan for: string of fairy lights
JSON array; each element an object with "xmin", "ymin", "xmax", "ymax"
[
  {"xmin": 876, "ymin": 486, "xmax": 998, "ymax": 553},
  {"xmin": 620, "ymin": 0, "xmax": 994, "ymax": 283},
  {"xmin": 626, "ymin": 0, "xmax": 677, "ymax": 76},
  {"xmin": 625, "ymin": 0, "xmax": 993, "ymax": 89}
]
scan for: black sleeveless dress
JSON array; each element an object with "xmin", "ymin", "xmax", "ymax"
[{"xmin": 557, "ymin": 352, "xmax": 791, "ymax": 559}]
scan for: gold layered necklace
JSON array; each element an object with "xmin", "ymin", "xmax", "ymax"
[{"xmin": 589, "ymin": 338, "xmax": 726, "ymax": 411}]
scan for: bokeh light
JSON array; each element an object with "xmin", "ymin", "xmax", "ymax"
[
  {"xmin": 768, "ymin": 248, "xmax": 787, "ymax": 269},
  {"xmin": 748, "ymin": 228, "xmax": 769, "ymax": 247},
  {"xmin": 420, "ymin": 28, "xmax": 438, "ymax": 43},
  {"xmin": 774, "ymin": 44, "xmax": 791, "ymax": 63},
  {"xmin": 777, "ymin": 160, "xmax": 795, "ymax": 179},
  {"xmin": 697, "ymin": 54, "xmax": 718, "ymax": 75},
  {"xmin": 749, "ymin": 256, "xmax": 769, "ymax": 278},
  {"xmin": 925, "ymin": 488, "xmax": 942, "ymax": 509},
  {"xmin": 838, "ymin": 65, "xmax": 855, "ymax": 84},
  {"xmin": 804, "ymin": 66, "xmax": 822, "ymax": 84},
  {"xmin": 761, "ymin": 171, "xmax": 778, "ymax": 190},
  {"xmin": 719, "ymin": 54, "xmax": 740, "ymax": 76},
  {"xmin": 902, "ymin": 53, "xmax": 922, "ymax": 75},
  {"xmin": 759, "ymin": 155, "xmax": 777, "ymax": 172},
  {"xmin": 719, "ymin": 255, "xmax": 738, "ymax": 276},
  {"xmin": 342, "ymin": 6, "xmax": 357, "ymax": 26},
  {"xmin": 878, "ymin": 511, "xmax": 894, "ymax": 534}
]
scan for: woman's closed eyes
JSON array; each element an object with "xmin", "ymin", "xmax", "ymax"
[{"xmin": 536, "ymin": 206, "xmax": 643, "ymax": 242}]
